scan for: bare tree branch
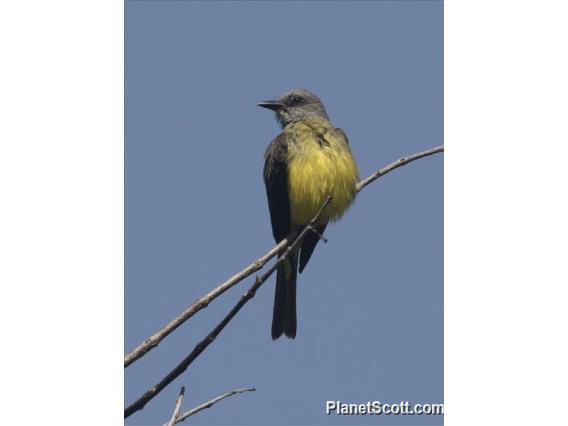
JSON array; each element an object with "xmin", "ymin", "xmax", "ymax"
[
  {"xmin": 169, "ymin": 387, "xmax": 255, "ymax": 425},
  {"xmin": 125, "ymin": 197, "xmax": 333, "ymax": 418},
  {"xmin": 124, "ymin": 146, "xmax": 444, "ymax": 418},
  {"xmin": 124, "ymin": 145, "xmax": 444, "ymax": 368},
  {"xmin": 356, "ymin": 145, "xmax": 444, "ymax": 192},
  {"xmin": 124, "ymin": 235, "xmax": 295, "ymax": 368},
  {"xmin": 166, "ymin": 386, "xmax": 185, "ymax": 426}
]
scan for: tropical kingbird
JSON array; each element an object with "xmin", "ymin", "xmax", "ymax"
[{"xmin": 259, "ymin": 89, "xmax": 359, "ymax": 340}]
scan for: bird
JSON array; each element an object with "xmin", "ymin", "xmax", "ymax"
[{"xmin": 258, "ymin": 89, "xmax": 359, "ymax": 340}]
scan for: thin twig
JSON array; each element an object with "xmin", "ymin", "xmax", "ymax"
[
  {"xmin": 124, "ymin": 145, "xmax": 443, "ymax": 368},
  {"xmin": 166, "ymin": 386, "xmax": 185, "ymax": 426},
  {"xmin": 172, "ymin": 387, "xmax": 255, "ymax": 425},
  {"xmin": 356, "ymin": 145, "xmax": 444, "ymax": 192},
  {"xmin": 309, "ymin": 226, "xmax": 328, "ymax": 243},
  {"xmin": 124, "ymin": 235, "xmax": 295, "ymax": 367},
  {"xmin": 124, "ymin": 197, "xmax": 333, "ymax": 418}
]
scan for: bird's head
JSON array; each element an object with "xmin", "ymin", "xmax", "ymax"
[{"xmin": 258, "ymin": 89, "xmax": 330, "ymax": 128}]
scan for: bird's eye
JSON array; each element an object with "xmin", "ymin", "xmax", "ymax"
[{"xmin": 289, "ymin": 96, "xmax": 302, "ymax": 106}]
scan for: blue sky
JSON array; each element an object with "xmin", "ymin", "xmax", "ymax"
[{"xmin": 125, "ymin": 1, "xmax": 443, "ymax": 425}]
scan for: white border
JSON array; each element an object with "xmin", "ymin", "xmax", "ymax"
[
  {"xmin": 446, "ymin": 0, "xmax": 568, "ymax": 425},
  {"xmin": 0, "ymin": 0, "xmax": 123, "ymax": 424},
  {"xmin": 1, "ymin": 0, "xmax": 567, "ymax": 424}
]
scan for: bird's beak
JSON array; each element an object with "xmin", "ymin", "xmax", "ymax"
[{"xmin": 257, "ymin": 100, "xmax": 285, "ymax": 111}]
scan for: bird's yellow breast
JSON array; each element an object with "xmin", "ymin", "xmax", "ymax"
[{"xmin": 286, "ymin": 119, "xmax": 359, "ymax": 225}]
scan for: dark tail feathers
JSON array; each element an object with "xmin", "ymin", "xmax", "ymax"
[{"xmin": 271, "ymin": 252, "xmax": 298, "ymax": 339}]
